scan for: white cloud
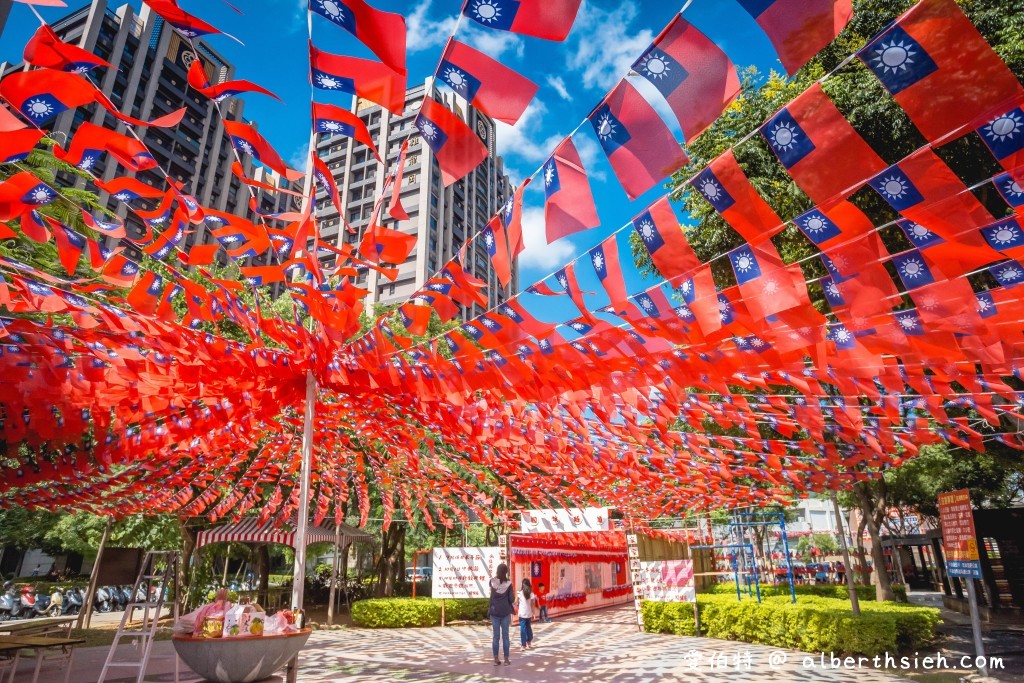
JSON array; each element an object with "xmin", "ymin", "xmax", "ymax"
[
  {"xmin": 288, "ymin": 141, "xmax": 311, "ymax": 172},
  {"xmin": 546, "ymin": 76, "xmax": 573, "ymax": 102},
  {"xmin": 564, "ymin": 1, "xmax": 653, "ymax": 92},
  {"xmin": 518, "ymin": 207, "xmax": 575, "ymax": 269},
  {"xmin": 407, "ymin": 0, "xmax": 458, "ymax": 53},
  {"xmin": 459, "ymin": 22, "xmax": 524, "ymax": 60}
]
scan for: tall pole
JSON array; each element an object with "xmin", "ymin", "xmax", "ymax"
[
  {"xmin": 286, "ymin": 370, "xmax": 316, "ymax": 683},
  {"xmin": 79, "ymin": 516, "xmax": 113, "ymax": 629},
  {"xmin": 327, "ymin": 523, "xmax": 342, "ymax": 626},
  {"xmin": 831, "ymin": 494, "xmax": 860, "ymax": 616}
]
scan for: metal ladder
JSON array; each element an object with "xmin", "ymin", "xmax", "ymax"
[{"xmin": 98, "ymin": 550, "xmax": 180, "ymax": 683}]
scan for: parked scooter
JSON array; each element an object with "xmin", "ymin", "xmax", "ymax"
[
  {"xmin": 18, "ymin": 585, "xmax": 36, "ymax": 619},
  {"xmin": 94, "ymin": 585, "xmax": 113, "ymax": 613},
  {"xmin": 37, "ymin": 587, "xmax": 61, "ymax": 617},
  {"xmin": 111, "ymin": 585, "xmax": 129, "ymax": 611},
  {"xmin": 0, "ymin": 582, "xmax": 21, "ymax": 620},
  {"xmin": 63, "ymin": 587, "xmax": 84, "ymax": 615}
]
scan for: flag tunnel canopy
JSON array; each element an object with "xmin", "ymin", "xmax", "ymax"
[
  {"xmin": 195, "ymin": 518, "xmax": 373, "ymax": 550},
  {"xmin": 2, "ymin": 0, "xmax": 1024, "ymax": 531}
]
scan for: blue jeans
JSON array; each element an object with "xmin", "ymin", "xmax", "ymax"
[
  {"xmin": 538, "ymin": 605, "xmax": 548, "ymax": 621},
  {"xmin": 519, "ymin": 617, "xmax": 534, "ymax": 646},
  {"xmin": 490, "ymin": 614, "xmax": 510, "ymax": 658}
]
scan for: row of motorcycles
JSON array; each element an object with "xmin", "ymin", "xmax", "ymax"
[{"xmin": 0, "ymin": 582, "xmax": 159, "ymax": 620}]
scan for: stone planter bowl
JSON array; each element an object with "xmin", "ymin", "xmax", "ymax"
[{"xmin": 172, "ymin": 628, "xmax": 311, "ymax": 683}]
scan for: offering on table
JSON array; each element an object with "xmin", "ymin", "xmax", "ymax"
[{"xmin": 201, "ymin": 615, "xmax": 224, "ymax": 639}]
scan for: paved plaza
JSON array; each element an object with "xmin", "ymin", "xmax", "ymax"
[{"xmin": 14, "ymin": 605, "xmax": 919, "ymax": 682}]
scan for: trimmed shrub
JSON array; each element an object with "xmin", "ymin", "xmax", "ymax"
[
  {"xmin": 706, "ymin": 582, "xmax": 877, "ymax": 602},
  {"xmin": 642, "ymin": 594, "xmax": 938, "ymax": 657},
  {"xmin": 351, "ymin": 597, "xmax": 490, "ymax": 628}
]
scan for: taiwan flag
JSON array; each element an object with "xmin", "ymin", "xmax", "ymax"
[
  {"xmin": 312, "ymin": 155, "xmax": 343, "ymax": 214},
  {"xmin": 977, "ymin": 103, "xmax": 1024, "ymax": 181},
  {"xmin": 497, "ymin": 299, "xmax": 555, "ymax": 340},
  {"xmin": 0, "ymin": 172, "xmax": 56, "ymax": 221},
  {"xmin": 993, "ymin": 172, "xmax": 1024, "ymax": 210},
  {"xmin": 223, "ymin": 120, "xmax": 304, "ymax": 182},
  {"xmin": 728, "ymin": 241, "xmax": 807, "ymax": 320},
  {"xmin": 0, "ymin": 129, "xmax": 43, "ymax": 164},
  {"xmin": 760, "ymin": 84, "xmax": 885, "ymax": 205},
  {"xmin": 310, "ymin": 44, "xmax": 406, "ymax": 115},
  {"xmin": 481, "ymin": 215, "xmax": 512, "ymax": 288},
  {"xmin": 589, "ymin": 80, "xmax": 688, "ymax": 200},
  {"xmin": 462, "ymin": 0, "xmax": 583, "ymax": 41},
  {"xmin": 857, "ymin": 0, "xmax": 1023, "ymax": 141},
  {"xmin": 24, "ymin": 24, "xmax": 113, "ymax": 72},
  {"xmin": 589, "ymin": 234, "xmax": 627, "ymax": 312},
  {"xmin": 438, "ymin": 39, "xmax": 537, "ymax": 126},
  {"xmin": 738, "ymin": 0, "xmax": 852, "ymax": 74},
  {"xmin": 54, "ymin": 122, "xmax": 157, "ymax": 172},
  {"xmin": 554, "ymin": 261, "xmax": 598, "ymax": 325},
  {"xmin": 312, "ymin": 102, "xmax": 379, "ymax": 160},
  {"xmin": 415, "ymin": 97, "xmax": 488, "ymax": 186},
  {"xmin": 694, "ymin": 150, "xmax": 783, "ymax": 243},
  {"xmin": 146, "ymin": 0, "xmax": 226, "ymax": 38},
  {"xmin": 308, "ymin": 0, "xmax": 406, "ymax": 74},
  {"xmin": 95, "ymin": 176, "xmax": 165, "ymax": 202},
  {"xmin": 542, "ymin": 137, "xmax": 599, "ymax": 242},
  {"xmin": 187, "ymin": 60, "xmax": 280, "ymax": 103},
  {"xmin": 631, "ymin": 196, "xmax": 700, "ymax": 281},
  {"xmin": 631, "ymin": 15, "xmax": 740, "ymax": 141}
]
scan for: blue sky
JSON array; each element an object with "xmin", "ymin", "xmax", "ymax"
[{"xmin": 1, "ymin": 0, "xmax": 782, "ymax": 327}]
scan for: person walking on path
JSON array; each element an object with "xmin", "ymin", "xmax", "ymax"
[
  {"xmin": 515, "ymin": 578, "xmax": 538, "ymax": 650},
  {"xmin": 488, "ymin": 563, "xmax": 514, "ymax": 666}
]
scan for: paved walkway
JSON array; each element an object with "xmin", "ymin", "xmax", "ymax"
[{"xmin": 16, "ymin": 605, "xmax": 908, "ymax": 682}]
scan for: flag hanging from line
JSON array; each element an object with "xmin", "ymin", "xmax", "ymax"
[
  {"xmin": 461, "ymin": 0, "xmax": 583, "ymax": 41},
  {"xmin": 414, "ymin": 97, "xmax": 488, "ymax": 186},
  {"xmin": 738, "ymin": 0, "xmax": 853, "ymax": 75},
  {"xmin": 542, "ymin": 137, "xmax": 600, "ymax": 243},
  {"xmin": 308, "ymin": 0, "xmax": 407, "ymax": 75},
  {"xmin": 438, "ymin": 39, "xmax": 537, "ymax": 126},
  {"xmin": 309, "ymin": 43, "xmax": 406, "ymax": 115}
]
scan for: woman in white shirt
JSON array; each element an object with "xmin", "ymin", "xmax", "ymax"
[{"xmin": 514, "ymin": 579, "xmax": 538, "ymax": 650}]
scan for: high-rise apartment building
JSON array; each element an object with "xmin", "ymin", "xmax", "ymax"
[
  {"xmin": 313, "ymin": 78, "xmax": 516, "ymax": 315},
  {"xmin": 1, "ymin": 0, "xmax": 273, "ymax": 261}
]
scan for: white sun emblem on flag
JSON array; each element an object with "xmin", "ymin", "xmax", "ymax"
[
  {"xmin": 322, "ymin": 120, "xmax": 343, "ymax": 132},
  {"xmin": 897, "ymin": 314, "xmax": 918, "ymax": 331},
  {"xmin": 762, "ymin": 279, "xmax": 779, "ymax": 295},
  {"xmin": 907, "ymin": 222, "xmax": 932, "ymax": 241},
  {"xmin": 1003, "ymin": 177, "xmax": 1024, "ymax": 199},
  {"xmin": 123, "ymin": 263, "xmax": 138, "ymax": 275},
  {"xmin": 592, "ymin": 252, "xmax": 604, "ymax": 271},
  {"xmin": 990, "ymin": 223, "xmax": 1020, "ymax": 245},
  {"xmin": 113, "ymin": 191, "xmax": 132, "ymax": 201},
  {"xmin": 501, "ymin": 306, "xmax": 514, "ymax": 317},
  {"xmin": 769, "ymin": 121, "xmax": 798, "ymax": 151},
  {"xmin": 484, "ymin": 231, "xmax": 494, "ymax": 248},
  {"xmin": 418, "ymin": 121, "xmax": 438, "ymax": 140},
  {"xmin": 639, "ymin": 296, "xmax": 654, "ymax": 311},
  {"xmin": 985, "ymin": 111, "xmax": 1023, "ymax": 143},
  {"xmin": 443, "ymin": 67, "xmax": 468, "ymax": 91},
  {"xmin": 470, "ymin": 0, "xmax": 502, "ymax": 23},
  {"xmin": 717, "ymin": 298, "xmax": 730, "ymax": 313},
  {"xmin": 750, "ymin": 337, "xmax": 765, "ymax": 348},
  {"xmin": 802, "ymin": 214, "xmax": 828, "ymax": 234},
  {"xmin": 482, "ymin": 318, "xmax": 497, "ymax": 328},
  {"xmin": 825, "ymin": 281, "xmax": 841, "ymax": 299},
  {"xmin": 877, "ymin": 174, "xmax": 910, "ymax": 200},
  {"xmin": 596, "ymin": 112, "xmax": 617, "ymax": 141},
  {"xmin": 899, "ymin": 256, "xmax": 926, "ymax": 279},
  {"xmin": 700, "ymin": 177, "xmax": 724, "ymax": 202},
  {"xmin": 638, "ymin": 51, "xmax": 670, "ymax": 80},
  {"xmin": 733, "ymin": 251, "xmax": 755, "ymax": 273},
  {"xmin": 557, "ymin": 274, "xmax": 568, "ymax": 288},
  {"xmin": 31, "ymin": 187, "xmax": 53, "ymax": 204},
  {"xmin": 316, "ymin": 0, "xmax": 346, "ymax": 23},
  {"xmin": 871, "ymin": 38, "xmax": 918, "ymax": 74},
  {"xmin": 571, "ymin": 322, "xmax": 586, "ymax": 331},
  {"xmin": 997, "ymin": 265, "xmax": 1023, "ymax": 281},
  {"xmin": 544, "ymin": 161, "xmax": 556, "ymax": 186},
  {"xmin": 638, "ymin": 219, "xmax": 656, "ymax": 243},
  {"xmin": 315, "ymin": 73, "xmax": 344, "ymax": 90},
  {"xmin": 25, "ymin": 98, "xmax": 54, "ymax": 118},
  {"xmin": 977, "ymin": 296, "xmax": 992, "ymax": 314},
  {"xmin": 71, "ymin": 65, "xmax": 89, "ymax": 74},
  {"xmin": 79, "ymin": 155, "xmax": 96, "ymax": 170},
  {"xmin": 235, "ymin": 139, "xmax": 255, "ymax": 156}
]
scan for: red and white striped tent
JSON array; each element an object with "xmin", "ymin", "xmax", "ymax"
[{"xmin": 196, "ymin": 518, "xmax": 371, "ymax": 550}]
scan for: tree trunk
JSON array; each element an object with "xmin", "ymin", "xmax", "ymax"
[
  {"xmin": 256, "ymin": 544, "xmax": 270, "ymax": 604},
  {"xmin": 373, "ymin": 525, "xmax": 407, "ymax": 597},
  {"xmin": 854, "ymin": 516, "xmax": 871, "ymax": 586},
  {"xmin": 855, "ymin": 482, "xmax": 896, "ymax": 601},
  {"xmin": 178, "ymin": 520, "xmax": 197, "ymax": 613}
]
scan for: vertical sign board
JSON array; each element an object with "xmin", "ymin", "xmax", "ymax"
[
  {"xmin": 938, "ymin": 489, "xmax": 982, "ymax": 579},
  {"xmin": 431, "ymin": 547, "xmax": 502, "ymax": 599},
  {"xmin": 626, "ymin": 533, "xmax": 642, "ymax": 628}
]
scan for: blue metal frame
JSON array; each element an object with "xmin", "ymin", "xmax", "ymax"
[{"xmin": 727, "ymin": 510, "xmax": 797, "ymax": 604}]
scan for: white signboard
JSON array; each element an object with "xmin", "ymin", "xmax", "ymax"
[
  {"xmin": 638, "ymin": 559, "xmax": 695, "ymax": 603},
  {"xmin": 519, "ymin": 507, "xmax": 610, "ymax": 533},
  {"xmin": 431, "ymin": 547, "xmax": 501, "ymax": 599}
]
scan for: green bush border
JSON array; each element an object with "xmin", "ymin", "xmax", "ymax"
[
  {"xmin": 705, "ymin": 582, "xmax": 907, "ymax": 602},
  {"xmin": 351, "ymin": 597, "xmax": 489, "ymax": 628}
]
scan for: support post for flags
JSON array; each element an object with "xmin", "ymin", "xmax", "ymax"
[
  {"xmin": 286, "ymin": 370, "xmax": 316, "ymax": 683},
  {"xmin": 832, "ymin": 494, "xmax": 860, "ymax": 616}
]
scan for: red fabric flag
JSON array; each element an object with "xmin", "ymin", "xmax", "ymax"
[
  {"xmin": 100, "ymin": 254, "xmax": 141, "ymax": 287},
  {"xmin": 760, "ymin": 83, "xmax": 886, "ymax": 205},
  {"xmin": 223, "ymin": 120, "xmax": 304, "ymax": 182},
  {"xmin": 51, "ymin": 220, "xmax": 86, "ymax": 274},
  {"xmin": 739, "ymin": 0, "xmax": 853, "ymax": 74},
  {"xmin": 438, "ymin": 39, "xmax": 538, "ymax": 126},
  {"xmin": 0, "ymin": 129, "xmax": 43, "ymax": 164},
  {"xmin": 481, "ymin": 215, "xmax": 512, "ymax": 288},
  {"xmin": 54, "ymin": 122, "xmax": 157, "ymax": 172},
  {"xmin": 312, "ymin": 102, "xmax": 379, "ymax": 160},
  {"xmin": 502, "ymin": 180, "xmax": 530, "ymax": 259},
  {"xmin": 589, "ymin": 80, "xmax": 688, "ymax": 200},
  {"xmin": 0, "ymin": 68, "xmax": 184, "ymax": 128},
  {"xmin": 0, "ymin": 106, "xmax": 27, "ymax": 133},
  {"xmin": 728, "ymin": 240, "xmax": 807, "ymax": 320},
  {"xmin": 496, "ymin": 299, "xmax": 555, "ymax": 340},
  {"xmin": 180, "ymin": 243, "xmax": 220, "ymax": 266},
  {"xmin": 399, "ymin": 302, "xmax": 432, "ymax": 336},
  {"xmin": 359, "ymin": 225, "xmax": 416, "ymax": 264},
  {"xmin": 310, "ymin": 44, "xmax": 406, "ymax": 115},
  {"xmin": 239, "ymin": 265, "xmax": 288, "ymax": 286},
  {"xmin": 309, "ymin": 0, "xmax": 406, "ymax": 74},
  {"xmin": 186, "ymin": 60, "xmax": 280, "ymax": 103},
  {"xmin": 94, "ymin": 176, "xmax": 165, "ymax": 202},
  {"xmin": 312, "ymin": 156, "xmax": 342, "ymax": 215},
  {"xmin": 542, "ymin": 137, "xmax": 599, "ymax": 242},
  {"xmin": 126, "ymin": 271, "xmax": 166, "ymax": 316},
  {"xmin": 0, "ymin": 172, "xmax": 56, "ymax": 221},
  {"xmin": 976, "ymin": 98, "xmax": 1024, "ymax": 181},
  {"xmin": 414, "ymin": 97, "xmax": 488, "ymax": 186},
  {"xmin": 857, "ymin": 0, "xmax": 1023, "ymax": 141},
  {"xmin": 554, "ymin": 261, "xmax": 598, "ymax": 325},
  {"xmin": 589, "ymin": 234, "xmax": 627, "ymax": 312},
  {"xmin": 145, "ymin": 0, "xmax": 226, "ymax": 39},
  {"xmin": 694, "ymin": 149, "xmax": 783, "ymax": 243},
  {"xmin": 388, "ymin": 141, "xmax": 409, "ymax": 220},
  {"xmin": 462, "ymin": 0, "xmax": 583, "ymax": 41},
  {"xmin": 24, "ymin": 24, "xmax": 113, "ymax": 72},
  {"xmin": 631, "ymin": 196, "xmax": 700, "ymax": 281},
  {"xmin": 632, "ymin": 15, "xmax": 740, "ymax": 140}
]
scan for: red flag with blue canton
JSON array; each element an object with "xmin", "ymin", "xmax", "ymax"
[
  {"xmin": 312, "ymin": 102, "xmax": 380, "ymax": 160},
  {"xmin": 760, "ymin": 84, "xmax": 885, "ymax": 205},
  {"xmin": 0, "ymin": 172, "xmax": 57, "ymax": 221},
  {"xmin": 187, "ymin": 60, "xmax": 280, "ymax": 103},
  {"xmin": 438, "ymin": 39, "xmax": 537, "ymax": 126},
  {"xmin": 554, "ymin": 261, "xmax": 598, "ymax": 325},
  {"xmin": 223, "ymin": 120, "xmax": 304, "ymax": 181},
  {"xmin": 310, "ymin": 44, "xmax": 406, "ymax": 115},
  {"xmin": 589, "ymin": 80, "xmax": 688, "ymax": 201},
  {"xmin": 415, "ymin": 97, "xmax": 488, "ymax": 186},
  {"xmin": 632, "ymin": 15, "xmax": 740, "ymax": 141},
  {"xmin": 695, "ymin": 149, "xmax": 783, "ymax": 243},
  {"xmin": 481, "ymin": 214, "xmax": 512, "ymax": 288},
  {"xmin": 632, "ymin": 196, "xmax": 700, "ymax": 282},
  {"xmin": 309, "ymin": 0, "xmax": 406, "ymax": 75},
  {"xmin": 54, "ymin": 122, "xmax": 158, "ymax": 173},
  {"xmin": 144, "ymin": 0, "xmax": 225, "ymax": 39},
  {"xmin": 0, "ymin": 129, "xmax": 43, "ymax": 164},
  {"xmin": 462, "ymin": 0, "xmax": 583, "ymax": 41},
  {"xmin": 857, "ymin": 0, "xmax": 1023, "ymax": 142},
  {"xmin": 313, "ymin": 156, "xmax": 343, "ymax": 215},
  {"xmin": 976, "ymin": 99, "xmax": 1024, "ymax": 182},
  {"xmin": 589, "ymin": 234, "xmax": 627, "ymax": 312},
  {"xmin": 24, "ymin": 24, "xmax": 113, "ymax": 72},
  {"xmin": 542, "ymin": 137, "xmax": 599, "ymax": 243},
  {"xmin": 737, "ymin": 0, "xmax": 852, "ymax": 74},
  {"xmin": 728, "ymin": 240, "xmax": 807, "ymax": 320}
]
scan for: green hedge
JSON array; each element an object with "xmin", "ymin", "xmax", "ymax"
[
  {"xmin": 351, "ymin": 598, "xmax": 490, "ymax": 628},
  {"xmin": 642, "ymin": 595, "xmax": 938, "ymax": 657},
  {"xmin": 705, "ymin": 582, "xmax": 906, "ymax": 602}
]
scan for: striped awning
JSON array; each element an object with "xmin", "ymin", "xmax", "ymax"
[{"xmin": 196, "ymin": 518, "xmax": 362, "ymax": 550}]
